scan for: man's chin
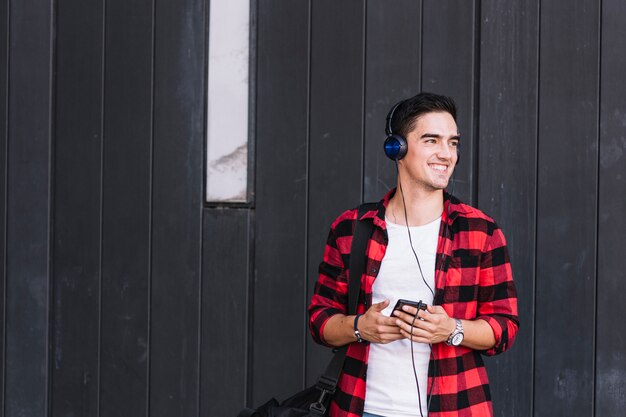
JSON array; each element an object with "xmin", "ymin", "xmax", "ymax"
[
  {"xmin": 432, "ymin": 178, "xmax": 452, "ymax": 191},
  {"xmin": 421, "ymin": 181, "xmax": 449, "ymax": 192}
]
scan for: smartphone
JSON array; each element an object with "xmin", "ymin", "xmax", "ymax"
[{"xmin": 391, "ymin": 299, "xmax": 427, "ymax": 316}]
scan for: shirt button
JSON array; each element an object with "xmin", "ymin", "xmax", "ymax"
[{"xmin": 370, "ymin": 267, "xmax": 377, "ymax": 274}]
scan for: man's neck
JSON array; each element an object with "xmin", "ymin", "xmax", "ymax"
[{"xmin": 388, "ymin": 185, "xmax": 444, "ymax": 227}]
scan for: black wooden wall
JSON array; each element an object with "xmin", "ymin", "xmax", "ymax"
[{"xmin": 1, "ymin": 1, "xmax": 625, "ymax": 416}]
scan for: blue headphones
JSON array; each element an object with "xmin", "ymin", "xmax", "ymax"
[{"xmin": 383, "ymin": 101, "xmax": 408, "ymax": 161}]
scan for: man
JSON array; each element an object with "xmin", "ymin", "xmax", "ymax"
[{"xmin": 308, "ymin": 92, "xmax": 519, "ymax": 417}]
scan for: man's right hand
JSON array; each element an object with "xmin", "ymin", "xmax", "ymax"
[
  {"xmin": 357, "ymin": 300, "xmax": 404, "ymax": 344},
  {"xmin": 320, "ymin": 300, "xmax": 404, "ymax": 347}
]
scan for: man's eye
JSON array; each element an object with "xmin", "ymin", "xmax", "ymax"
[{"xmin": 450, "ymin": 141, "xmax": 460, "ymax": 147}]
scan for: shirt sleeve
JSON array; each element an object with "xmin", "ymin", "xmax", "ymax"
[
  {"xmin": 475, "ymin": 224, "xmax": 519, "ymax": 356},
  {"xmin": 308, "ymin": 222, "xmax": 350, "ymax": 347}
]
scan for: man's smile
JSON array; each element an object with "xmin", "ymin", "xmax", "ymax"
[{"xmin": 428, "ymin": 163, "xmax": 449, "ymax": 172}]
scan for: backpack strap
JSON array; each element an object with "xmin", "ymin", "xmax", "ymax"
[
  {"xmin": 348, "ymin": 202, "xmax": 377, "ymax": 315},
  {"xmin": 311, "ymin": 202, "xmax": 377, "ymax": 415}
]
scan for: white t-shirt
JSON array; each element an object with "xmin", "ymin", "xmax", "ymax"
[{"xmin": 363, "ymin": 216, "xmax": 440, "ymax": 417}]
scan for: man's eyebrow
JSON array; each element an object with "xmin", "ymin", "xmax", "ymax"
[{"xmin": 420, "ymin": 133, "xmax": 462, "ymax": 141}]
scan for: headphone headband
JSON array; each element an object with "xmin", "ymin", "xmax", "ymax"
[{"xmin": 385, "ymin": 100, "xmax": 403, "ymax": 136}]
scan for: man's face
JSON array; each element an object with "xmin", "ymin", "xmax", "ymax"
[{"xmin": 398, "ymin": 111, "xmax": 459, "ymax": 192}]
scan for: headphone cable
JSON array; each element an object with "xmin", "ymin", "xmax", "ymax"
[
  {"xmin": 397, "ymin": 163, "xmax": 432, "ymax": 417},
  {"xmin": 396, "ymin": 163, "xmax": 456, "ymax": 416},
  {"xmin": 397, "ymin": 165, "xmax": 435, "ymax": 298}
]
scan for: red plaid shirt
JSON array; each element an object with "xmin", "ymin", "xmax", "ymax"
[{"xmin": 309, "ymin": 189, "xmax": 519, "ymax": 417}]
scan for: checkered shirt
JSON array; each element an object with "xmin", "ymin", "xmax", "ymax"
[{"xmin": 308, "ymin": 189, "xmax": 519, "ymax": 417}]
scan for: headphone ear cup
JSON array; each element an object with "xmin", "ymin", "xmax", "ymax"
[{"xmin": 384, "ymin": 134, "xmax": 408, "ymax": 161}]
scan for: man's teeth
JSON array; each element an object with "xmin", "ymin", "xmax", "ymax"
[{"xmin": 430, "ymin": 164, "xmax": 447, "ymax": 171}]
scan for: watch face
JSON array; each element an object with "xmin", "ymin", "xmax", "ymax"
[{"xmin": 451, "ymin": 333, "xmax": 464, "ymax": 346}]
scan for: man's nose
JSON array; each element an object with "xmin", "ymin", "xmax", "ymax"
[{"xmin": 436, "ymin": 142, "xmax": 454, "ymax": 159}]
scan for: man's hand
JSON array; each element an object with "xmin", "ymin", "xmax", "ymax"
[
  {"xmin": 320, "ymin": 300, "xmax": 403, "ymax": 346},
  {"xmin": 357, "ymin": 300, "xmax": 404, "ymax": 344},
  {"xmin": 393, "ymin": 304, "xmax": 455, "ymax": 344}
]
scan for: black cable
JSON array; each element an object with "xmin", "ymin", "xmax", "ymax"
[
  {"xmin": 396, "ymin": 162, "xmax": 456, "ymax": 416},
  {"xmin": 409, "ymin": 312, "xmax": 426, "ymax": 417},
  {"xmin": 396, "ymin": 164, "xmax": 435, "ymax": 298},
  {"xmin": 396, "ymin": 162, "xmax": 431, "ymax": 417},
  {"xmin": 426, "ymin": 175, "xmax": 457, "ymax": 411}
]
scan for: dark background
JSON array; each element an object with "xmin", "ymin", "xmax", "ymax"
[{"xmin": 1, "ymin": 0, "xmax": 625, "ymax": 416}]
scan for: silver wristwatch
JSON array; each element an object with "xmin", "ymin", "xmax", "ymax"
[{"xmin": 446, "ymin": 319, "xmax": 464, "ymax": 346}]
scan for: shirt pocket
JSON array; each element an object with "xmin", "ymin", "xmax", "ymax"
[{"xmin": 441, "ymin": 254, "xmax": 481, "ymax": 304}]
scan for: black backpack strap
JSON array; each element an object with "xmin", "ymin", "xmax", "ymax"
[
  {"xmin": 348, "ymin": 202, "xmax": 377, "ymax": 315},
  {"xmin": 311, "ymin": 202, "xmax": 377, "ymax": 415}
]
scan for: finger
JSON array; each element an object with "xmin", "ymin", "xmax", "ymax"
[
  {"xmin": 429, "ymin": 305, "xmax": 448, "ymax": 316},
  {"xmin": 365, "ymin": 326, "xmax": 404, "ymax": 343},
  {"xmin": 377, "ymin": 314, "xmax": 402, "ymax": 326},
  {"xmin": 363, "ymin": 324, "xmax": 402, "ymax": 341},
  {"xmin": 393, "ymin": 309, "xmax": 422, "ymax": 324},
  {"xmin": 399, "ymin": 328, "xmax": 430, "ymax": 344},
  {"xmin": 394, "ymin": 320, "xmax": 415, "ymax": 335},
  {"xmin": 400, "ymin": 304, "xmax": 419, "ymax": 316},
  {"xmin": 371, "ymin": 299, "xmax": 390, "ymax": 312},
  {"xmin": 376, "ymin": 324, "xmax": 403, "ymax": 334},
  {"xmin": 395, "ymin": 318, "xmax": 435, "ymax": 334},
  {"xmin": 426, "ymin": 304, "xmax": 437, "ymax": 314},
  {"xmin": 416, "ymin": 308, "xmax": 430, "ymax": 321},
  {"xmin": 419, "ymin": 307, "xmax": 448, "ymax": 325}
]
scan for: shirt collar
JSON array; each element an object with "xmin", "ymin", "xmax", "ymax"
[{"xmin": 358, "ymin": 187, "xmax": 469, "ymax": 228}]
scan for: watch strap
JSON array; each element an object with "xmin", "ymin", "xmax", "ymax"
[
  {"xmin": 354, "ymin": 314, "xmax": 363, "ymax": 343},
  {"xmin": 446, "ymin": 318, "xmax": 464, "ymax": 346}
]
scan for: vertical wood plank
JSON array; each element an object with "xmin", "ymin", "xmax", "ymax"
[
  {"xmin": 149, "ymin": 0, "xmax": 204, "ymax": 415},
  {"xmin": 596, "ymin": 0, "xmax": 626, "ymax": 414},
  {"xmin": 4, "ymin": 1, "xmax": 52, "ymax": 416},
  {"xmin": 99, "ymin": 0, "xmax": 153, "ymax": 416},
  {"xmin": 0, "ymin": 0, "xmax": 8, "ymax": 411},
  {"xmin": 201, "ymin": 209, "xmax": 250, "ymax": 416},
  {"xmin": 421, "ymin": 0, "xmax": 476, "ymax": 204},
  {"xmin": 51, "ymin": 0, "xmax": 104, "ymax": 414},
  {"xmin": 478, "ymin": 2, "xmax": 539, "ymax": 416},
  {"xmin": 305, "ymin": 0, "xmax": 366, "ymax": 387},
  {"xmin": 252, "ymin": 0, "xmax": 310, "ymax": 405},
  {"xmin": 534, "ymin": 0, "xmax": 599, "ymax": 415},
  {"xmin": 363, "ymin": 0, "xmax": 421, "ymax": 202}
]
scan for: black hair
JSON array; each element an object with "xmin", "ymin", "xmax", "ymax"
[{"xmin": 389, "ymin": 92, "xmax": 458, "ymax": 138}]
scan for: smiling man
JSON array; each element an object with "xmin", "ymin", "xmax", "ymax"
[{"xmin": 309, "ymin": 92, "xmax": 519, "ymax": 417}]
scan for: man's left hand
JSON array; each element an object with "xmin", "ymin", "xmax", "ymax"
[{"xmin": 393, "ymin": 304, "xmax": 456, "ymax": 344}]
